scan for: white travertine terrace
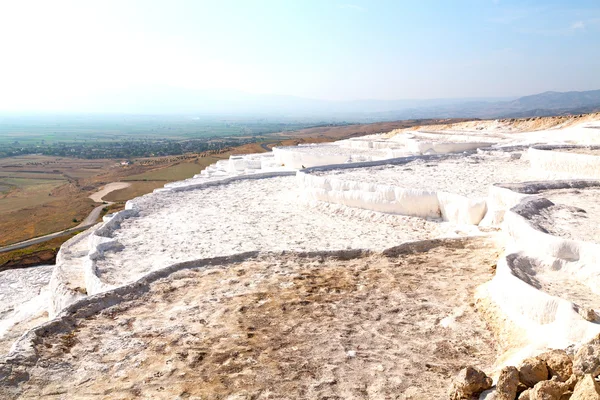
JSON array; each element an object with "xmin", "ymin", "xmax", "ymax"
[
  {"xmin": 305, "ymin": 152, "xmax": 531, "ymax": 197},
  {"xmin": 297, "ymin": 152, "xmax": 519, "ymax": 225},
  {"xmin": 94, "ymin": 176, "xmax": 454, "ymax": 290},
  {"xmin": 529, "ymin": 145, "xmax": 600, "ymax": 178},
  {"xmin": 272, "ymin": 134, "xmax": 497, "ymax": 169},
  {"xmin": 0, "ymin": 265, "xmax": 53, "ymax": 353},
  {"xmin": 3, "ymin": 114, "xmax": 600, "ymax": 394},
  {"xmin": 477, "ymin": 180, "xmax": 600, "ymax": 368},
  {"xmin": 272, "ymin": 142, "xmax": 391, "ymax": 169},
  {"xmin": 297, "ymin": 150, "xmax": 589, "ymax": 225}
]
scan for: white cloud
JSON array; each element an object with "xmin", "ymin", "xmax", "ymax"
[{"xmin": 571, "ymin": 21, "xmax": 585, "ymax": 30}]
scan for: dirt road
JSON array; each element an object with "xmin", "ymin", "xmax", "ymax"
[
  {"xmin": 0, "ymin": 182, "xmax": 131, "ymax": 254},
  {"xmin": 77, "ymin": 182, "xmax": 131, "ymax": 227},
  {"xmin": 88, "ymin": 182, "xmax": 131, "ymax": 203}
]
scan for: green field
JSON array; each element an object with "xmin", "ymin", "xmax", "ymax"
[
  {"xmin": 0, "ymin": 177, "xmax": 66, "ymax": 186},
  {"xmin": 123, "ymin": 162, "xmax": 209, "ymax": 181},
  {"xmin": 0, "ymin": 114, "xmax": 318, "ymax": 145},
  {"xmin": 0, "ymin": 114, "xmax": 329, "ymax": 159},
  {"xmin": 0, "ymin": 172, "xmax": 65, "ymax": 180}
]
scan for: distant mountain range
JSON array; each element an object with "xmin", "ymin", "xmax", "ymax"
[
  {"xmin": 366, "ymin": 90, "xmax": 600, "ymax": 121},
  {"xmin": 11, "ymin": 88, "xmax": 600, "ymax": 122}
]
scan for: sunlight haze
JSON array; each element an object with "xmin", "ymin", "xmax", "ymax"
[{"xmin": 0, "ymin": 0, "xmax": 599, "ymax": 112}]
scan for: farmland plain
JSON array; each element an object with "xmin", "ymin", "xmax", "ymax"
[{"xmin": 0, "ymin": 116, "xmax": 467, "ymax": 266}]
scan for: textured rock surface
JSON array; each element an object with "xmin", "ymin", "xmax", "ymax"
[
  {"xmin": 518, "ymin": 388, "xmax": 532, "ymax": 399},
  {"xmin": 529, "ymin": 378, "xmax": 569, "ymax": 400},
  {"xmin": 309, "ymin": 151, "xmax": 534, "ymax": 197},
  {"xmin": 520, "ymin": 357, "xmax": 549, "ymax": 388},
  {"xmin": 496, "ymin": 366, "xmax": 520, "ymax": 400},
  {"xmin": 539, "ymin": 350, "xmax": 574, "ymax": 382},
  {"xmin": 0, "ymin": 264, "xmax": 53, "ymax": 354},
  {"xmin": 538, "ymin": 188, "xmax": 600, "ymax": 243},
  {"xmin": 517, "ymin": 375, "xmax": 576, "ymax": 400},
  {"xmin": 0, "ymin": 239, "xmax": 500, "ymax": 399},
  {"xmin": 449, "ymin": 366, "xmax": 493, "ymax": 400},
  {"xmin": 96, "ymin": 176, "xmax": 454, "ymax": 287},
  {"xmin": 574, "ymin": 336, "xmax": 600, "ymax": 377},
  {"xmin": 571, "ymin": 375, "xmax": 600, "ymax": 400}
]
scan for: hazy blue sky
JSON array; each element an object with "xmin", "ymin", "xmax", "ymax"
[{"xmin": 0, "ymin": 0, "xmax": 599, "ymax": 111}]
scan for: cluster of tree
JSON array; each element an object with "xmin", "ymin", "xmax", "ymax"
[{"xmin": 0, "ymin": 138, "xmax": 254, "ymax": 159}]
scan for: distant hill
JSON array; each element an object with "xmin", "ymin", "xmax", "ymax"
[
  {"xmin": 367, "ymin": 89, "xmax": 600, "ymax": 121},
  {"xmin": 501, "ymin": 105, "xmax": 600, "ymax": 119},
  {"xmin": 507, "ymin": 90, "xmax": 600, "ymax": 111},
  {"xmin": 10, "ymin": 88, "xmax": 600, "ymax": 121}
]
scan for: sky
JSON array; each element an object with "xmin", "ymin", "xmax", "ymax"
[{"xmin": 0, "ymin": 0, "xmax": 599, "ymax": 112}]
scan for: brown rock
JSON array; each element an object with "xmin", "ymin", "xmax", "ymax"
[
  {"xmin": 539, "ymin": 350, "xmax": 574, "ymax": 382},
  {"xmin": 497, "ymin": 366, "xmax": 520, "ymax": 400},
  {"xmin": 566, "ymin": 375, "xmax": 579, "ymax": 392},
  {"xmin": 577, "ymin": 307, "xmax": 600, "ymax": 323},
  {"xmin": 518, "ymin": 389, "xmax": 532, "ymax": 400},
  {"xmin": 520, "ymin": 357, "xmax": 549, "ymax": 388},
  {"xmin": 519, "ymin": 382, "xmax": 532, "ymax": 393},
  {"xmin": 571, "ymin": 375, "xmax": 600, "ymax": 400},
  {"xmin": 529, "ymin": 378, "xmax": 570, "ymax": 400},
  {"xmin": 574, "ymin": 337, "xmax": 600, "ymax": 377},
  {"xmin": 449, "ymin": 366, "xmax": 493, "ymax": 400},
  {"xmin": 518, "ymin": 382, "xmax": 532, "ymax": 396}
]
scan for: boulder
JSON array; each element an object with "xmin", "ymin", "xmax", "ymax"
[
  {"xmin": 496, "ymin": 366, "xmax": 520, "ymax": 400},
  {"xmin": 518, "ymin": 389, "xmax": 531, "ymax": 400},
  {"xmin": 574, "ymin": 337, "xmax": 600, "ymax": 377},
  {"xmin": 571, "ymin": 375, "xmax": 600, "ymax": 400},
  {"xmin": 520, "ymin": 357, "xmax": 549, "ymax": 388},
  {"xmin": 577, "ymin": 307, "xmax": 600, "ymax": 323},
  {"xmin": 529, "ymin": 377, "xmax": 570, "ymax": 400},
  {"xmin": 449, "ymin": 366, "xmax": 493, "ymax": 400},
  {"xmin": 539, "ymin": 350, "xmax": 574, "ymax": 382}
]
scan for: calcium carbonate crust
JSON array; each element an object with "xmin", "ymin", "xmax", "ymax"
[
  {"xmin": 477, "ymin": 179, "xmax": 600, "ymax": 368},
  {"xmin": 48, "ymin": 171, "xmax": 297, "ymax": 317},
  {"xmin": 529, "ymin": 145, "xmax": 600, "ymax": 179},
  {"xmin": 19, "ymin": 138, "xmax": 600, "ymax": 381},
  {"xmin": 0, "ymin": 237, "xmax": 477, "ymax": 390}
]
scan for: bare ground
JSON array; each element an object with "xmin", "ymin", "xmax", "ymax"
[
  {"xmin": 385, "ymin": 113, "xmax": 600, "ymax": 137},
  {"xmin": 4, "ymin": 236, "xmax": 500, "ymax": 400},
  {"xmin": 277, "ymin": 119, "xmax": 473, "ymax": 140}
]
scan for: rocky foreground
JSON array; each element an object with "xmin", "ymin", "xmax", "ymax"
[
  {"xmin": 449, "ymin": 340, "xmax": 600, "ymax": 399},
  {"xmin": 1, "ymin": 238, "xmax": 498, "ymax": 399}
]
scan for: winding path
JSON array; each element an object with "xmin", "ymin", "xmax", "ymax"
[
  {"xmin": 79, "ymin": 182, "xmax": 131, "ymax": 226},
  {"xmin": 260, "ymin": 143, "xmax": 272, "ymax": 152},
  {"xmin": 0, "ymin": 182, "xmax": 131, "ymax": 254}
]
